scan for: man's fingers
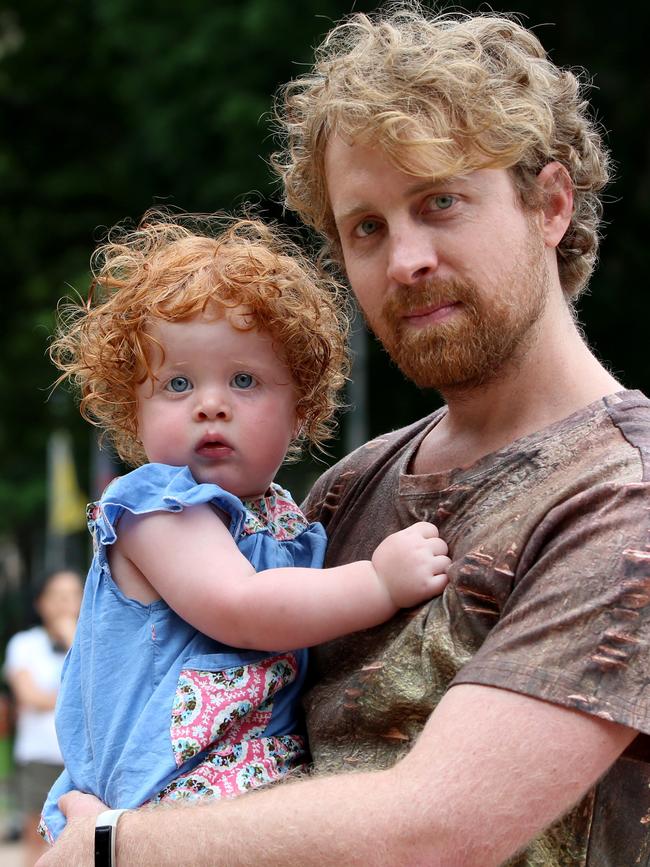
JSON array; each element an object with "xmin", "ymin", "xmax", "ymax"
[{"xmin": 58, "ymin": 790, "xmax": 106, "ymax": 819}]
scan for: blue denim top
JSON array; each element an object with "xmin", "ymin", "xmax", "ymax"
[{"xmin": 41, "ymin": 463, "xmax": 327, "ymax": 840}]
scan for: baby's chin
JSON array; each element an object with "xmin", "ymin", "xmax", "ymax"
[{"xmin": 186, "ymin": 463, "xmax": 271, "ymax": 500}]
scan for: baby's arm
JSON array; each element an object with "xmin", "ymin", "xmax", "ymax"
[{"xmin": 115, "ymin": 504, "xmax": 450, "ymax": 650}]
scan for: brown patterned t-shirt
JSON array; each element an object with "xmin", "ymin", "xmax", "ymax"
[{"xmin": 302, "ymin": 390, "xmax": 650, "ymax": 866}]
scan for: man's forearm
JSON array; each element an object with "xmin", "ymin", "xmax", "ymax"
[
  {"xmin": 39, "ymin": 768, "xmax": 426, "ymax": 867},
  {"xmin": 114, "ymin": 688, "xmax": 635, "ymax": 867},
  {"xmin": 124, "ymin": 772, "xmax": 400, "ymax": 866}
]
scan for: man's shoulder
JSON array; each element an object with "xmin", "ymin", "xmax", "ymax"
[
  {"xmin": 601, "ymin": 389, "xmax": 650, "ymax": 455},
  {"xmin": 508, "ymin": 389, "xmax": 650, "ymax": 487},
  {"xmin": 575, "ymin": 389, "xmax": 650, "ymax": 484}
]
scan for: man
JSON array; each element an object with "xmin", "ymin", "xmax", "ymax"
[{"xmin": 40, "ymin": 6, "xmax": 650, "ymax": 865}]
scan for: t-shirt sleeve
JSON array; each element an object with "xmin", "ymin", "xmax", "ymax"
[{"xmin": 452, "ymin": 479, "xmax": 650, "ymax": 734}]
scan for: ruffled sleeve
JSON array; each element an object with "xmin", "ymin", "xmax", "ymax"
[{"xmin": 88, "ymin": 464, "xmax": 248, "ymax": 547}]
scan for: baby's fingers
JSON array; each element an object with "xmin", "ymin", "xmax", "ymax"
[
  {"xmin": 431, "ymin": 554, "xmax": 452, "ymax": 576},
  {"xmin": 410, "ymin": 521, "xmax": 440, "ymax": 538},
  {"xmin": 427, "ymin": 570, "xmax": 449, "ymax": 595},
  {"xmin": 429, "ymin": 537, "xmax": 449, "ymax": 556}
]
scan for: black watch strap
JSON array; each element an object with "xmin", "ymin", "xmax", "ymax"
[{"xmin": 95, "ymin": 809, "xmax": 130, "ymax": 867}]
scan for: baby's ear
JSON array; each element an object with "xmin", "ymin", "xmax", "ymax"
[{"xmin": 536, "ymin": 162, "xmax": 573, "ymax": 249}]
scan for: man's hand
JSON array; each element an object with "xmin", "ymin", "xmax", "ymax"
[
  {"xmin": 59, "ymin": 790, "xmax": 107, "ymax": 819},
  {"xmin": 35, "ymin": 817, "xmax": 95, "ymax": 867},
  {"xmin": 35, "ymin": 792, "xmax": 107, "ymax": 867}
]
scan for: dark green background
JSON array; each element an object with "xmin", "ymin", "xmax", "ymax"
[{"xmin": 0, "ymin": 1, "xmax": 648, "ymax": 610}]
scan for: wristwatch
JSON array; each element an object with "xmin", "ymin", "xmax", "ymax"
[{"xmin": 94, "ymin": 809, "xmax": 130, "ymax": 867}]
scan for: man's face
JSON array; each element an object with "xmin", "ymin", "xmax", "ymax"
[{"xmin": 325, "ymin": 136, "xmax": 551, "ymax": 391}]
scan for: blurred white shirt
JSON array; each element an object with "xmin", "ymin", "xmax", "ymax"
[{"xmin": 4, "ymin": 626, "xmax": 66, "ymax": 764}]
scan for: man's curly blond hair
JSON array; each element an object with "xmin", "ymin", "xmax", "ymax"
[
  {"xmin": 273, "ymin": 3, "xmax": 610, "ymax": 299},
  {"xmin": 50, "ymin": 211, "xmax": 349, "ymax": 467}
]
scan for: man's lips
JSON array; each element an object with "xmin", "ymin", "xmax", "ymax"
[
  {"xmin": 402, "ymin": 301, "xmax": 461, "ymax": 326},
  {"xmin": 195, "ymin": 435, "xmax": 234, "ymax": 458}
]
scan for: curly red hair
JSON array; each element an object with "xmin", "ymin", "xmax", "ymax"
[{"xmin": 51, "ymin": 211, "xmax": 349, "ymax": 466}]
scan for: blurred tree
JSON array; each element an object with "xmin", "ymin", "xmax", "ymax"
[{"xmin": 0, "ymin": 0, "xmax": 648, "ymax": 582}]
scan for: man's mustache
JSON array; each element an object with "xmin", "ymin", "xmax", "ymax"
[{"xmin": 382, "ymin": 279, "xmax": 479, "ymax": 318}]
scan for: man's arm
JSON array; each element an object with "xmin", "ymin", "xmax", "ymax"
[{"xmin": 37, "ymin": 683, "xmax": 636, "ymax": 867}]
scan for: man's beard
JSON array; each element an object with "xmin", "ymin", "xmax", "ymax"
[{"xmin": 369, "ymin": 239, "xmax": 550, "ymax": 392}]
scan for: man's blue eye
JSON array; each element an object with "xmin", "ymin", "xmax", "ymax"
[
  {"xmin": 355, "ymin": 218, "xmax": 380, "ymax": 237},
  {"xmin": 166, "ymin": 376, "xmax": 191, "ymax": 393},
  {"xmin": 231, "ymin": 373, "xmax": 255, "ymax": 389},
  {"xmin": 432, "ymin": 195, "xmax": 454, "ymax": 210}
]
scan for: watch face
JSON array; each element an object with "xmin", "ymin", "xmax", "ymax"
[{"xmin": 94, "ymin": 825, "xmax": 113, "ymax": 867}]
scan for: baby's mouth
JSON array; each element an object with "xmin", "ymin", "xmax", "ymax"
[{"xmin": 195, "ymin": 435, "xmax": 233, "ymax": 458}]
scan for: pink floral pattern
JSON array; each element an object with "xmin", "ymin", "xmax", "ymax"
[
  {"xmin": 152, "ymin": 734, "xmax": 305, "ymax": 803},
  {"xmin": 160, "ymin": 653, "xmax": 305, "ymax": 802},
  {"xmin": 241, "ymin": 484, "xmax": 308, "ymax": 540}
]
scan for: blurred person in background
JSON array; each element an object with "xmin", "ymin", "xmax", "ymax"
[{"xmin": 3, "ymin": 569, "xmax": 83, "ymax": 866}]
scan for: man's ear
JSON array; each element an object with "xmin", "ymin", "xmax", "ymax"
[{"xmin": 537, "ymin": 162, "xmax": 573, "ymax": 248}]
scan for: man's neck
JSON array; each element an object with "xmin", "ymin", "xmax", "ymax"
[{"xmin": 412, "ymin": 300, "xmax": 622, "ymax": 476}]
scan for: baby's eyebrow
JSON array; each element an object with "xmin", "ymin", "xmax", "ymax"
[{"xmin": 161, "ymin": 360, "xmax": 190, "ymax": 369}]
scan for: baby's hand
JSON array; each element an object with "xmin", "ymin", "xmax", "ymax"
[{"xmin": 371, "ymin": 522, "xmax": 450, "ymax": 609}]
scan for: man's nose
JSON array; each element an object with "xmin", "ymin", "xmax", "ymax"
[
  {"xmin": 193, "ymin": 389, "xmax": 231, "ymax": 421},
  {"xmin": 386, "ymin": 226, "xmax": 439, "ymax": 286}
]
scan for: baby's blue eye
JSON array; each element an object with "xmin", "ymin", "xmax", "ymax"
[
  {"xmin": 166, "ymin": 376, "xmax": 192, "ymax": 393},
  {"xmin": 231, "ymin": 372, "xmax": 255, "ymax": 389}
]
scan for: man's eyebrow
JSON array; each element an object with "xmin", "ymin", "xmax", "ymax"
[
  {"xmin": 406, "ymin": 177, "xmax": 462, "ymax": 194},
  {"xmin": 334, "ymin": 176, "xmax": 468, "ymax": 224}
]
